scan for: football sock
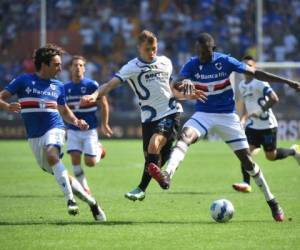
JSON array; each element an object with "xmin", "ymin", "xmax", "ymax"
[
  {"xmin": 275, "ymin": 148, "xmax": 295, "ymax": 160},
  {"xmin": 73, "ymin": 165, "xmax": 90, "ymax": 192},
  {"xmin": 69, "ymin": 175, "xmax": 96, "ymax": 206},
  {"xmin": 165, "ymin": 140, "xmax": 188, "ymax": 178},
  {"xmin": 247, "ymin": 163, "xmax": 274, "ymax": 201},
  {"xmin": 138, "ymin": 154, "xmax": 160, "ymax": 191},
  {"xmin": 52, "ymin": 161, "xmax": 74, "ymax": 201},
  {"xmin": 241, "ymin": 165, "xmax": 251, "ymax": 184}
]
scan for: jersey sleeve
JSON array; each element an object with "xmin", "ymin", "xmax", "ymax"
[
  {"xmin": 257, "ymin": 81, "xmax": 273, "ymax": 97},
  {"xmin": 238, "ymin": 81, "xmax": 244, "ymax": 99},
  {"xmin": 4, "ymin": 76, "xmax": 23, "ymax": 95},
  {"xmin": 115, "ymin": 63, "xmax": 133, "ymax": 82},
  {"xmin": 57, "ymin": 84, "xmax": 66, "ymax": 105},
  {"xmin": 179, "ymin": 59, "xmax": 194, "ymax": 78},
  {"xmin": 91, "ymin": 80, "xmax": 99, "ymax": 92},
  {"xmin": 227, "ymin": 56, "xmax": 247, "ymax": 73}
]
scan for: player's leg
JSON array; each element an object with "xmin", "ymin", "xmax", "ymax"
[
  {"xmin": 147, "ymin": 113, "xmax": 181, "ymax": 189},
  {"xmin": 84, "ymin": 129, "xmax": 105, "ymax": 167},
  {"xmin": 126, "ymin": 117, "xmax": 171, "ymax": 199},
  {"xmin": 163, "ymin": 112, "xmax": 209, "ymax": 184},
  {"xmin": 217, "ymin": 114, "xmax": 284, "ymax": 221},
  {"xmin": 139, "ymin": 116, "xmax": 173, "ymax": 191},
  {"xmin": 29, "ymin": 128, "xmax": 79, "ymax": 215},
  {"xmin": 232, "ymin": 127, "xmax": 261, "ymax": 193},
  {"xmin": 235, "ymin": 149, "xmax": 284, "ymax": 221},
  {"xmin": 67, "ymin": 130, "xmax": 91, "ymax": 194},
  {"xmin": 232, "ymin": 144, "xmax": 256, "ymax": 193},
  {"xmin": 262, "ymin": 128, "xmax": 296, "ymax": 162},
  {"xmin": 146, "ymin": 112, "xmax": 208, "ymax": 190},
  {"xmin": 124, "ymin": 123, "xmax": 153, "ymax": 201},
  {"xmin": 68, "ymin": 175, "xmax": 106, "ymax": 222},
  {"xmin": 125, "ymin": 113, "xmax": 180, "ymax": 200}
]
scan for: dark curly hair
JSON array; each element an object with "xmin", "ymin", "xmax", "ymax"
[
  {"xmin": 196, "ymin": 33, "xmax": 216, "ymax": 50},
  {"xmin": 33, "ymin": 43, "xmax": 65, "ymax": 71}
]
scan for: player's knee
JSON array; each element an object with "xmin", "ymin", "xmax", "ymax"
[
  {"xmin": 85, "ymin": 157, "xmax": 97, "ymax": 167},
  {"xmin": 265, "ymin": 151, "xmax": 276, "ymax": 161},
  {"xmin": 148, "ymin": 143, "xmax": 160, "ymax": 154},
  {"xmin": 47, "ymin": 154, "xmax": 59, "ymax": 166},
  {"xmin": 148, "ymin": 134, "xmax": 166, "ymax": 154},
  {"xmin": 179, "ymin": 127, "xmax": 198, "ymax": 146}
]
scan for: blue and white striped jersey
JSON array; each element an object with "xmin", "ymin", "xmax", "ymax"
[
  {"xmin": 64, "ymin": 78, "xmax": 99, "ymax": 130},
  {"xmin": 5, "ymin": 73, "xmax": 65, "ymax": 138},
  {"xmin": 180, "ymin": 52, "xmax": 247, "ymax": 113}
]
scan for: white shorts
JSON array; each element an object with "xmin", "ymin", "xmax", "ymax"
[
  {"xmin": 66, "ymin": 129, "xmax": 100, "ymax": 160},
  {"xmin": 28, "ymin": 128, "xmax": 65, "ymax": 174},
  {"xmin": 183, "ymin": 112, "xmax": 249, "ymax": 151}
]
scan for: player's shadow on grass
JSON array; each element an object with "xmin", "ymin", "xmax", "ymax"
[
  {"xmin": 0, "ymin": 221, "xmax": 135, "ymax": 226},
  {"xmin": 0, "ymin": 194, "xmax": 62, "ymax": 198},
  {"xmin": 152, "ymin": 191, "xmax": 235, "ymax": 196},
  {"xmin": 163, "ymin": 191, "xmax": 217, "ymax": 195},
  {"xmin": 0, "ymin": 219, "xmax": 272, "ymax": 226}
]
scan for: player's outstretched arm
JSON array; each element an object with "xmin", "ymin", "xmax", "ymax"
[
  {"xmin": 98, "ymin": 95, "xmax": 113, "ymax": 137},
  {"xmin": 244, "ymin": 66, "xmax": 300, "ymax": 91},
  {"xmin": 80, "ymin": 77, "xmax": 122, "ymax": 106},
  {"xmin": 0, "ymin": 90, "xmax": 21, "ymax": 113},
  {"xmin": 58, "ymin": 104, "xmax": 89, "ymax": 130}
]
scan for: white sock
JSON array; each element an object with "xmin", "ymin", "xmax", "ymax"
[
  {"xmin": 166, "ymin": 140, "xmax": 188, "ymax": 179},
  {"xmin": 69, "ymin": 176, "xmax": 96, "ymax": 206},
  {"xmin": 247, "ymin": 164, "xmax": 274, "ymax": 201},
  {"xmin": 73, "ymin": 165, "xmax": 90, "ymax": 192},
  {"xmin": 52, "ymin": 161, "xmax": 74, "ymax": 201}
]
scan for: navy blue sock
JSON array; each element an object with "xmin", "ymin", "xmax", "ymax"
[
  {"xmin": 275, "ymin": 148, "xmax": 295, "ymax": 160},
  {"xmin": 138, "ymin": 154, "xmax": 160, "ymax": 191}
]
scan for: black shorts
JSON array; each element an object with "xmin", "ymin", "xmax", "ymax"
[
  {"xmin": 142, "ymin": 112, "xmax": 181, "ymax": 156},
  {"xmin": 245, "ymin": 127, "xmax": 277, "ymax": 152}
]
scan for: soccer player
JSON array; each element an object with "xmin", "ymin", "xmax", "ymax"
[
  {"xmin": 148, "ymin": 33, "xmax": 300, "ymax": 222},
  {"xmin": 232, "ymin": 55, "xmax": 300, "ymax": 193},
  {"xmin": 81, "ymin": 30, "xmax": 206, "ymax": 201},
  {"xmin": 64, "ymin": 55, "xmax": 112, "ymax": 194},
  {"xmin": 0, "ymin": 44, "xmax": 106, "ymax": 221}
]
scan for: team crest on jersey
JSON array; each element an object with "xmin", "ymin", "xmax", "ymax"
[
  {"xmin": 32, "ymin": 81, "xmax": 36, "ymax": 85},
  {"xmin": 50, "ymin": 84, "xmax": 56, "ymax": 90},
  {"xmin": 215, "ymin": 62, "xmax": 222, "ymax": 70},
  {"xmin": 195, "ymin": 73, "xmax": 201, "ymax": 79},
  {"xmin": 207, "ymin": 85, "xmax": 214, "ymax": 92},
  {"xmin": 25, "ymin": 87, "xmax": 32, "ymax": 94},
  {"xmin": 199, "ymin": 65, "xmax": 203, "ymax": 71},
  {"xmin": 68, "ymin": 88, "xmax": 71, "ymax": 93},
  {"xmin": 81, "ymin": 87, "xmax": 87, "ymax": 94}
]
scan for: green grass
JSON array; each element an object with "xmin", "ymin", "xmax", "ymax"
[{"xmin": 0, "ymin": 139, "xmax": 300, "ymax": 250}]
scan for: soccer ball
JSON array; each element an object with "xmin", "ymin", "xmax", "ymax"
[{"xmin": 210, "ymin": 199, "xmax": 234, "ymax": 223}]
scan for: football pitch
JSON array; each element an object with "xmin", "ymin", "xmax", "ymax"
[{"xmin": 0, "ymin": 139, "xmax": 299, "ymax": 250}]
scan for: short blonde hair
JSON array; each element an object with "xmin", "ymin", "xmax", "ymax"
[{"xmin": 137, "ymin": 30, "xmax": 157, "ymax": 45}]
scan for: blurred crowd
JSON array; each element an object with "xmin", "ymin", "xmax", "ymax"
[{"xmin": 1, "ymin": 0, "xmax": 300, "ymax": 113}]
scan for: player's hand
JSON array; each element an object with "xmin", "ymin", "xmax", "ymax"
[
  {"xmin": 181, "ymin": 79, "xmax": 195, "ymax": 95},
  {"xmin": 190, "ymin": 89, "xmax": 207, "ymax": 102},
  {"xmin": 287, "ymin": 81, "xmax": 300, "ymax": 91},
  {"xmin": 8, "ymin": 102, "xmax": 21, "ymax": 113},
  {"xmin": 75, "ymin": 119, "xmax": 89, "ymax": 130},
  {"xmin": 248, "ymin": 112, "xmax": 261, "ymax": 118},
  {"xmin": 80, "ymin": 95, "xmax": 97, "ymax": 106},
  {"xmin": 101, "ymin": 123, "xmax": 113, "ymax": 137}
]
